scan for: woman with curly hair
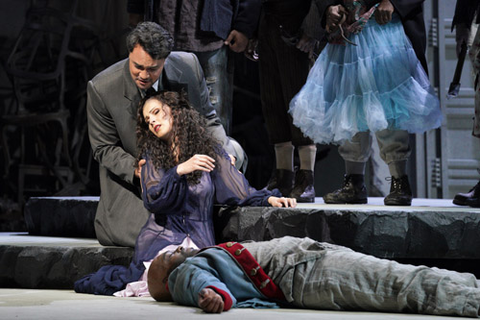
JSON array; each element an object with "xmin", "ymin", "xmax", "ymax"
[{"xmin": 75, "ymin": 91, "xmax": 296, "ymax": 297}]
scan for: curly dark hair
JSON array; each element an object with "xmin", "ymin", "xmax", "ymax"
[
  {"xmin": 127, "ymin": 22, "xmax": 173, "ymax": 59},
  {"xmin": 136, "ymin": 91, "xmax": 219, "ymax": 185}
]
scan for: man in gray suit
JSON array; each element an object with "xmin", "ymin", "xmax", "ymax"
[{"xmin": 87, "ymin": 22, "xmax": 246, "ymax": 247}]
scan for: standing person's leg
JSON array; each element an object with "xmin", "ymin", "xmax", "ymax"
[
  {"xmin": 258, "ymin": 12, "xmax": 295, "ymax": 196},
  {"xmin": 276, "ymin": 31, "xmax": 316, "ymax": 203},
  {"xmin": 194, "ymin": 47, "xmax": 233, "ymax": 135},
  {"xmin": 291, "ymin": 144, "xmax": 316, "ymax": 202},
  {"xmin": 290, "ymin": 248, "xmax": 480, "ymax": 317},
  {"xmin": 323, "ymin": 132, "xmax": 371, "ymax": 204},
  {"xmin": 258, "ymin": 10, "xmax": 315, "ymax": 201},
  {"xmin": 455, "ymin": 26, "xmax": 480, "ymax": 206},
  {"xmin": 374, "ymin": 129, "xmax": 412, "ymax": 206},
  {"xmin": 276, "ymin": 33, "xmax": 316, "ymax": 203}
]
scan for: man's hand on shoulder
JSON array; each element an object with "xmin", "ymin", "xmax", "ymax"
[
  {"xmin": 228, "ymin": 154, "xmax": 236, "ymax": 167},
  {"xmin": 135, "ymin": 159, "xmax": 146, "ymax": 179},
  {"xmin": 198, "ymin": 288, "xmax": 224, "ymax": 313}
]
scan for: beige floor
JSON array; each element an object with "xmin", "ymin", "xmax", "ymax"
[{"xmin": 0, "ymin": 289, "xmax": 462, "ymax": 320}]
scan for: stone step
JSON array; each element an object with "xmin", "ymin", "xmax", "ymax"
[
  {"xmin": 215, "ymin": 198, "xmax": 480, "ymax": 278},
  {"xmin": 24, "ymin": 196, "xmax": 98, "ymax": 238},
  {"xmin": 0, "ymin": 233, "xmax": 133, "ymax": 289},
  {"xmin": 216, "ymin": 198, "xmax": 480, "ymax": 260}
]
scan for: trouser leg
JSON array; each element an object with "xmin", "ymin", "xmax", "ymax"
[
  {"xmin": 258, "ymin": 11, "xmax": 312, "ymax": 147},
  {"xmin": 194, "ymin": 47, "xmax": 233, "ymax": 134},
  {"xmin": 338, "ymin": 131, "xmax": 372, "ymax": 174},
  {"xmin": 294, "ymin": 249, "xmax": 480, "ymax": 317},
  {"xmin": 374, "ymin": 129, "xmax": 411, "ymax": 178},
  {"xmin": 469, "ymin": 26, "xmax": 480, "ymax": 137}
]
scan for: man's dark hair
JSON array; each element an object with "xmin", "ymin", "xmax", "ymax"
[{"xmin": 126, "ymin": 22, "xmax": 174, "ymax": 59}]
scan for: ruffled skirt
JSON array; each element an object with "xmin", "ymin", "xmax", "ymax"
[{"xmin": 289, "ymin": 14, "xmax": 442, "ymax": 145}]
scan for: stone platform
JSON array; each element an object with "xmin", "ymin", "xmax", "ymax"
[
  {"xmin": 216, "ymin": 198, "xmax": 480, "ymax": 259},
  {"xmin": 0, "ymin": 233, "xmax": 133, "ymax": 289},
  {"xmin": 2, "ymin": 197, "xmax": 480, "ymax": 289},
  {"xmin": 24, "ymin": 196, "xmax": 99, "ymax": 238}
]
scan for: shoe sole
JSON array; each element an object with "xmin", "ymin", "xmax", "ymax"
[
  {"xmin": 465, "ymin": 198, "xmax": 480, "ymax": 207},
  {"xmin": 384, "ymin": 200, "xmax": 412, "ymax": 206},
  {"xmin": 296, "ymin": 197, "xmax": 315, "ymax": 203},
  {"xmin": 323, "ymin": 199, "xmax": 368, "ymax": 204},
  {"xmin": 452, "ymin": 198, "xmax": 468, "ymax": 206}
]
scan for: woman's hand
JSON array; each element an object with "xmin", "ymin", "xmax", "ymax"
[
  {"xmin": 177, "ymin": 154, "xmax": 215, "ymax": 176},
  {"xmin": 268, "ymin": 196, "xmax": 297, "ymax": 208},
  {"xmin": 375, "ymin": 0, "xmax": 394, "ymax": 25},
  {"xmin": 198, "ymin": 288, "xmax": 224, "ymax": 313},
  {"xmin": 326, "ymin": 4, "xmax": 348, "ymax": 33}
]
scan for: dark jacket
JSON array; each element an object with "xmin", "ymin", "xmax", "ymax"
[
  {"xmin": 127, "ymin": 0, "xmax": 261, "ymax": 39},
  {"xmin": 452, "ymin": 0, "xmax": 480, "ymax": 31},
  {"xmin": 305, "ymin": 0, "xmax": 428, "ymax": 73}
]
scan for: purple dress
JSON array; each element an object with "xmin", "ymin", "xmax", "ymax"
[{"xmin": 74, "ymin": 148, "xmax": 279, "ymax": 295}]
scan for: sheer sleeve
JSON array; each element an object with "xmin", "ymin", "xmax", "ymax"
[
  {"xmin": 212, "ymin": 149, "xmax": 281, "ymax": 207},
  {"xmin": 140, "ymin": 154, "xmax": 188, "ymax": 214}
]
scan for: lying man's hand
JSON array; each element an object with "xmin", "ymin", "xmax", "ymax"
[{"xmin": 198, "ymin": 288, "xmax": 224, "ymax": 313}]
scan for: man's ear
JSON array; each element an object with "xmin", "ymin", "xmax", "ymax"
[{"xmin": 148, "ymin": 272, "xmax": 172, "ymax": 301}]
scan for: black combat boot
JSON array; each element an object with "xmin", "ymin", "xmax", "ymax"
[
  {"xmin": 384, "ymin": 175, "xmax": 412, "ymax": 206},
  {"xmin": 266, "ymin": 169, "xmax": 294, "ymax": 197},
  {"xmin": 453, "ymin": 180, "xmax": 480, "ymax": 206},
  {"xmin": 290, "ymin": 169, "xmax": 315, "ymax": 203},
  {"xmin": 323, "ymin": 174, "xmax": 367, "ymax": 204}
]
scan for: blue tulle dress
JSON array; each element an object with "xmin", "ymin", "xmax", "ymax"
[{"xmin": 289, "ymin": 4, "xmax": 442, "ymax": 145}]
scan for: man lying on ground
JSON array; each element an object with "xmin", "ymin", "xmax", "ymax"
[{"xmin": 148, "ymin": 236, "xmax": 480, "ymax": 317}]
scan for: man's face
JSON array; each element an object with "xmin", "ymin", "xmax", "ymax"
[
  {"xmin": 129, "ymin": 44, "xmax": 165, "ymax": 90},
  {"xmin": 151, "ymin": 246, "xmax": 199, "ymax": 281},
  {"xmin": 147, "ymin": 246, "xmax": 199, "ymax": 301},
  {"xmin": 158, "ymin": 246, "xmax": 198, "ymax": 273}
]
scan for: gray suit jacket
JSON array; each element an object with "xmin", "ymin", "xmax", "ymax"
[{"xmin": 87, "ymin": 51, "xmax": 241, "ymax": 247}]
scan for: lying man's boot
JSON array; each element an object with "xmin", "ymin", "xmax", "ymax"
[
  {"xmin": 266, "ymin": 169, "xmax": 294, "ymax": 197},
  {"xmin": 290, "ymin": 169, "xmax": 315, "ymax": 203},
  {"xmin": 384, "ymin": 175, "xmax": 412, "ymax": 206},
  {"xmin": 323, "ymin": 174, "xmax": 367, "ymax": 204},
  {"xmin": 453, "ymin": 180, "xmax": 480, "ymax": 206}
]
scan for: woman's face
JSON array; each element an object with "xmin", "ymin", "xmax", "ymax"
[{"xmin": 143, "ymin": 98, "xmax": 173, "ymax": 141}]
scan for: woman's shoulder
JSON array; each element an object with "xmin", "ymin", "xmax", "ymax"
[{"xmin": 214, "ymin": 145, "xmax": 230, "ymax": 160}]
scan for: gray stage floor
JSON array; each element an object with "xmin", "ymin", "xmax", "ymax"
[
  {"xmin": 299, "ymin": 196, "xmax": 465, "ymax": 210},
  {"xmin": 0, "ymin": 288, "xmax": 464, "ymax": 320}
]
